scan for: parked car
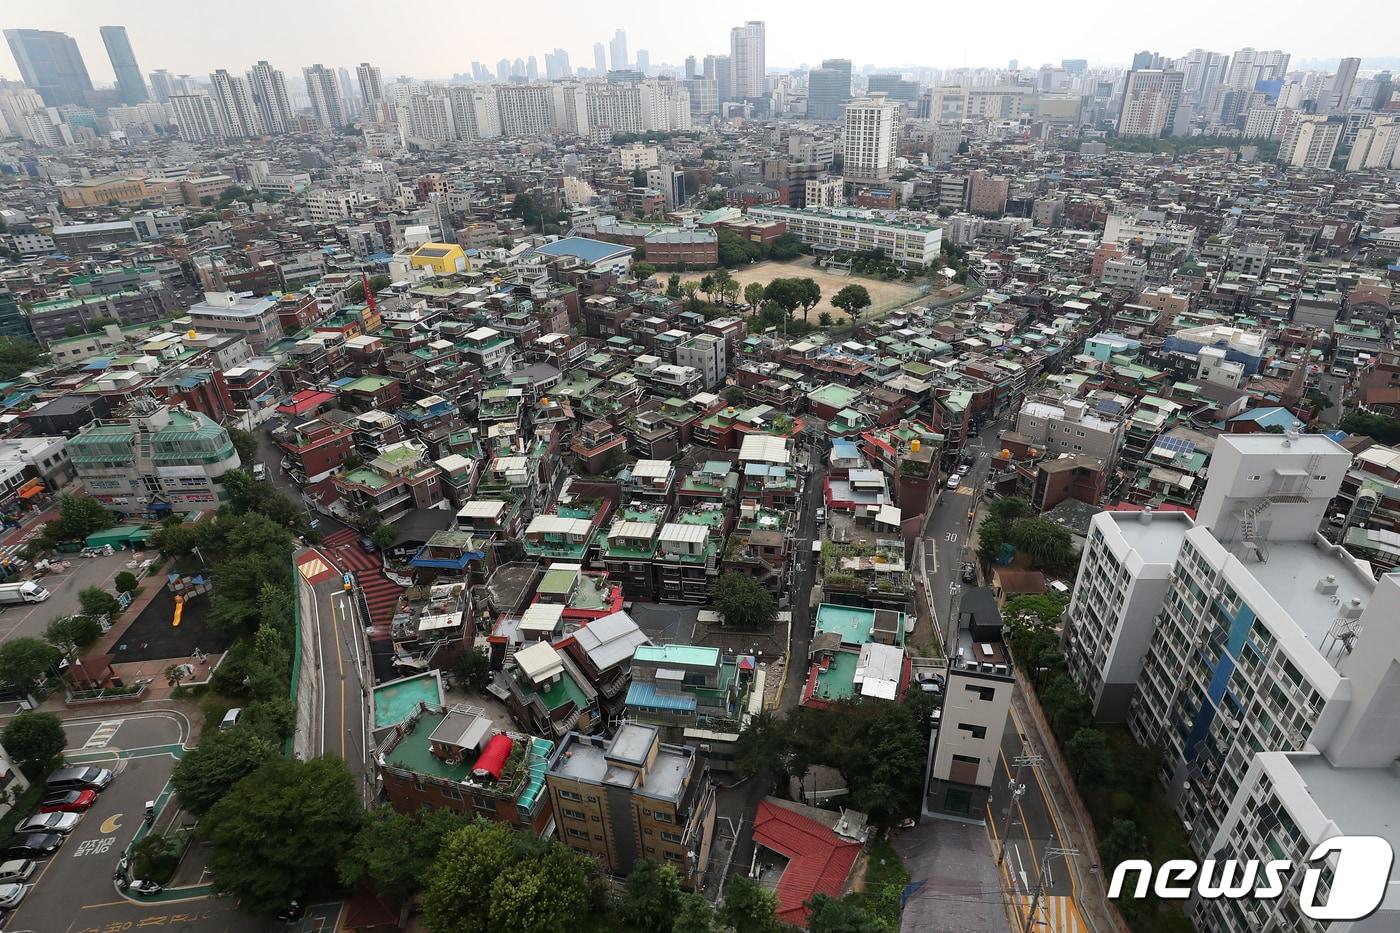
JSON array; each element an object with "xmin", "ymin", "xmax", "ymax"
[
  {"xmin": 46, "ymin": 766, "xmax": 113, "ymax": 792},
  {"xmin": 0, "ymin": 859, "xmax": 36, "ymax": 884},
  {"xmin": 960, "ymin": 562, "xmax": 977, "ymax": 583},
  {"xmin": 15, "ymin": 812, "xmax": 80, "ymax": 835},
  {"xmin": 916, "ymin": 672, "xmax": 944, "ymax": 694},
  {"xmin": 2, "ymin": 834, "xmax": 62, "ymax": 859},
  {"xmin": 357, "ymin": 535, "xmax": 377, "ymax": 552},
  {"xmin": 0, "ymin": 882, "xmax": 24, "ymax": 908},
  {"xmin": 252, "ymin": 463, "xmax": 267, "ymax": 481},
  {"xmin": 815, "ymin": 508, "xmax": 826, "ymax": 523},
  {"xmin": 39, "ymin": 790, "xmax": 96, "ymax": 813},
  {"xmin": 220, "ymin": 708, "xmax": 243, "ymax": 732},
  {"xmin": 946, "ymin": 474, "xmax": 962, "ymax": 490}
]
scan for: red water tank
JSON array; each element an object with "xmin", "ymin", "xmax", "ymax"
[{"xmin": 471, "ymin": 733, "xmax": 513, "ymax": 781}]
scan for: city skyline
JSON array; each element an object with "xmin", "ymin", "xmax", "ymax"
[{"xmin": 5, "ymin": 0, "xmax": 1399, "ymax": 87}]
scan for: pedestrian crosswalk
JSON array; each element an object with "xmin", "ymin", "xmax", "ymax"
[
  {"xmin": 83, "ymin": 720, "xmax": 123, "ymax": 749},
  {"xmin": 1016, "ymin": 895, "xmax": 1089, "ymax": 932}
]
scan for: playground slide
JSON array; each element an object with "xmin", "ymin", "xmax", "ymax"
[{"xmin": 172, "ymin": 594, "xmax": 184, "ymax": 628}]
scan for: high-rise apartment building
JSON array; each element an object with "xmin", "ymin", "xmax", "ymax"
[
  {"xmin": 1117, "ymin": 69, "xmax": 1185, "ymax": 137},
  {"xmin": 148, "ymin": 69, "xmax": 175, "ymax": 103},
  {"xmin": 808, "ymin": 58, "xmax": 852, "ymax": 121},
  {"xmin": 1063, "ymin": 432, "xmax": 1400, "ymax": 904},
  {"xmin": 170, "ymin": 92, "xmax": 226, "ymax": 141},
  {"xmin": 1277, "ymin": 114, "xmax": 1343, "ymax": 168},
  {"xmin": 593, "ymin": 43, "xmax": 607, "ymax": 76},
  {"xmin": 496, "ymin": 84, "xmax": 558, "ymax": 137},
  {"xmin": 1182, "ymin": 48, "xmax": 1229, "ymax": 109},
  {"xmin": 4, "ymin": 29, "xmax": 93, "ymax": 107},
  {"xmin": 636, "ymin": 50, "xmax": 650, "ymax": 74},
  {"xmin": 1226, "ymin": 48, "xmax": 1290, "ymax": 88},
  {"xmin": 248, "ymin": 61, "xmax": 292, "ymax": 134},
  {"xmin": 545, "ymin": 49, "xmax": 572, "ymax": 81},
  {"xmin": 841, "ymin": 93, "xmax": 898, "ymax": 183},
  {"xmin": 303, "ymin": 64, "xmax": 348, "ymax": 129},
  {"xmin": 729, "ymin": 20, "xmax": 765, "ymax": 99},
  {"xmin": 704, "ymin": 55, "xmax": 733, "ymax": 103},
  {"xmin": 99, "ymin": 26, "xmax": 148, "ymax": 105},
  {"xmin": 209, "ymin": 69, "xmax": 262, "ymax": 137},
  {"xmin": 684, "ymin": 56, "xmax": 697, "ymax": 79},
  {"xmin": 356, "ymin": 63, "xmax": 384, "ymax": 106},
  {"xmin": 1328, "ymin": 56, "xmax": 1361, "ymax": 113},
  {"xmin": 1345, "ymin": 116, "xmax": 1400, "ymax": 170},
  {"xmin": 609, "ymin": 29, "xmax": 629, "ymax": 71}
]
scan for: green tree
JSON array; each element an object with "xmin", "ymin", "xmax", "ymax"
[
  {"xmin": 667, "ymin": 273, "xmax": 683, "ymax": 298},
  {"xmin": 488, "ymin": 843, "xmax": 596, "ymax": 933},
  {"xmin": 633, "ymin": 260, "xmax": 657, "ymax": 282},
  {"xmin": 453, "ymin": 647, "xmax": 492, "ymax": 692},
  {"xmin": 0, "ymin": 636, "xmax": 60, "ymax": 695},
  {"xmin": 831, "ymin": 284, "xmax": 873, "ymax": 323},
  {"xmin": 796, "ymin": 278, "xmax": 822, "ymax": 320},
  {"xmin": 818, "ymin": 311, "xmax": 834, "ymax": 327},
  {"xmin": 1008, "ymin": 517, "xmax": 1076, "ymax": 572},
  {"xmin": 114, "ymin": 571, "xmax": 139, "ymax": 594},
  {"xmin": 763, "ymin": 278, "xmax": 804, "ymax": 319},
  {"xmin": 77, "ymin": 587, "xmax": 121, "ymax": 620},
  {"xmin": 988, "ymin": 496, "xmax": 1028, "ymax": 525},
  {"xmin": 1042, "ymin": 675, "xmax": 1092, "ymax": 741},
  {"xmin": 619, "ymin": 860, "xmax": 685, "ymax": 932},
  {"xmin": 1099, "ymin": 818, "xmax": 1147, "ymax": 869},
  {"xmin": 1001, "ymin": 594, "xmax": 1069, "ymax": 633},
  {"xmin": 719, "ymin": 876, "xmax": 782, "ymax": 933},
  {"xmin": 422, "ymin": 820, "xmax": 526, "ymax": 933},
  {"xmin": 44, "ymin": 614, "xmax": 102, "ymax": 659},
  {"xmin": 1066, "ymin": 728, "xmax": 1114, "ymax": 786},
  {"xmin": 768, "ymin": 232, "xmax": 805, "ymax": 261},
  {"xmin": 699, "ymin": 273, "xmax": 716, "ymax": 304},
  {"xmin": 340, "ymin": 807, "xmax": 466, "ymax": 905},
  {"xmin": 46, "ymin": 493, "xmax": 117, "ymax": 542},
  {"xmin": 743, "ymin": 281, "xmax": 765, "ymax": 309},
  {"xmin": 171, "ymin": 726, "xmax": 278, "ymax": 816},
  {"xmin": 1339, "ymin": 411, "xmax": 1400, "ymax": 445},
  {"xmin": 372, "ymin": 524, "xmax": 396, "ymax": 550},
  {"xmin": 681, "ymin": 280, "xmax": 701, "ymax": 312},
  {"xmin": 0, "ymin": 337, "xmax": 49, "ymax": 380},
  {"xmin": 673, "ymin": 892, "xmax": 717, "ymax": 933},
  {"xmin": 1, "ymin": 711, "xmax": 65, "ymax": 775},
  {"xmin": 227, "ymin": 426, "xmax": 259, "ymax": 467},
  {"xmin": 203, "ymin": 756, "xmax": 364, "ymax": 912},
  {"xmin": 713, "ymin": 572, "xmax": 777, "ymax": 629},
  {"xmin": 805, "ymin": 894, "xmax": 892, "ymax": 933},
  {"xmin": 724, "ymin": 385, "xmax": 746, "ymax": 406}
]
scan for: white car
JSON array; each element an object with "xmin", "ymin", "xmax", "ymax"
[
  {"xmin": 0, "ymin": 882, "xmax": 25, "ymax": 908},
  {"xmin": 0, "ymin": 859, "xmax": 35, "ymax": 884},
  {"xmin": 946, "ymin": 474, "xmax": 962, "ymax": 489},
  {"xmin": 15, "ymin": 812, "xmax": 80, "ymax": 835}
]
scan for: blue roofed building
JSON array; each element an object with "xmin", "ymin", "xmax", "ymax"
[
  {"xmin": 624, "ymin": 643, "xmax": 754, "ymax": 770},
  {"xmin": 1226, "ymin": 406, "xmax": 1302, "ymax": 434},
  {"xmin": 527, "ymin": 236, "xmax": 634, "ymax": 273}
]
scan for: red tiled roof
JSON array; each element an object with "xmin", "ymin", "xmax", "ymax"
[
  {"xmin": 752, "ymin": 799, "xmax": 862, "ymax": 928},
  {"xmin": 276, "ymin": 389, "xmax": 336, "ymax": 415}
]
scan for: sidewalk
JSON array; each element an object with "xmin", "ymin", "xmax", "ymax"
[{"xmin": 1009, "ymin": 674, "xmax": 1130, "ymax": 933}]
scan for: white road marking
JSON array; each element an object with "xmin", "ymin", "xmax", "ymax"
[{"xmin": 82, "ymin": 720, "xmax": 123, "ymax": 749}]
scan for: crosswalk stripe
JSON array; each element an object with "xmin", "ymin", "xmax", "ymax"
[{"xmin": 83, "ymin": 720, "xmax": 123, "ymax": 749}]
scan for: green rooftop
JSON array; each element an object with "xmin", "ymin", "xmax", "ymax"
[
  {"xmin": 814, "ymin": 603, "xmax": 877, "ymax": 644},
  {"xmin": 634, "ymin": 644, "xmax": 721, "ymax": 668},
  {"xmin": 343, "ymin": 375, "xmax": 395, "ymax": 393},
  {"xmin": 811, "ymin": 649, "xmax": 860, "ymax": 702},
  {"xmin": 373, "ymin": 673, "xmax": 443, "ymax": 729},
  {"xmin": 539, "ymin": 567, "xmax": 579, "ymax": 596}
]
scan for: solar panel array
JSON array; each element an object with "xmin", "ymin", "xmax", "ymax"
[{"xmin": 1153, "ymin": 435, "xmax": 1197, "ymax": 456}]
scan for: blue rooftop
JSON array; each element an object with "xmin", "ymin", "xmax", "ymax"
[
  {"xmin": 530, "ymin": 236, "xmax": 633, "ymax": 266},
  {"xmin": 1229, "ymin": 406, "xmax": 1297, "ymax": 430},
  {"xmin": 831, "ymin": 438, "xmax": 861, "ymax": 459},
  {"xmin": 626, "ymin": 681, "xmax": 697, "ymax": 713}
]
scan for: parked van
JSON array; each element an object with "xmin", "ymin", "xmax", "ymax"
[{"xmin": 46, "ymin": 766, "xmax": 113, "ymax": 792}]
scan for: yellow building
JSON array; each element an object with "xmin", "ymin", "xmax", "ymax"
[
  {"xmin": 406, "ymin": 242, "xmax": 469, "ymax": 275},
  {"xmin": 59, "ymin": 175, "xmax": 153, "ymax": 208}
]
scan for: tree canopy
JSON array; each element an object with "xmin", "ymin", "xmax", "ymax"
[
  {"xmin": 171, "ymin": 725, "xmax": 278, "ymax": 816},
  {"xmin": 0, "ymin": 337, "xmax": 48, "ymax": 381},
  {"xmin": 203, "ymin": 756, "xmax": 364, "ymax": 913},
  {"xmin": 340, "ymin": 807, "xmax": 469, "ymax": 906},
  {"xmin": 713, "ymin": 572, "xmax": 777, "ymax": 630},
  {"xmin": 41, "ymin": 493, "xmax": 116, "ymax": 544},
  {"xmin": 1, "ymin": 711, "xmax": 65, "ymax": 775},
  {"xmin": 0, "ymin": 636, "xmax": 60, "ymax": 696},
  {"xmin": 1340, "ymin": 410, "xmax": 1400, "ymax": 446},
  {"xmin": 831, "ymin": 284, "xmax": 873, "ymax": 322}
]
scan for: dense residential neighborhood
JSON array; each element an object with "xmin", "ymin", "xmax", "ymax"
[{"xmin": 0, "ymin": 10, "xmax": 1398, "ymax": 933}]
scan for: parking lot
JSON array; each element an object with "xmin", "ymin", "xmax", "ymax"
[
  {"xmin": 0, "ymin": 549, "xmax": 137, "ymax": 647},
  {"xmin": 2, "ymin": 710, "xmax": 266, "ymax": 933}
]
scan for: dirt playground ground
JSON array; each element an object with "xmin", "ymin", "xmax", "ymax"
[{"xmin": 680, "ymin": 256, "xmax": 924, "ymax": 324}]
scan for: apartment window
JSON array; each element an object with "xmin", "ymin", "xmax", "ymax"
[
  {"xmin": 563, "ymin": 808, "xmax": 586, "ymax": 821},
  {"xmin": 557, "ymin": 789, "xmax": 583, "ymax": 802},
  {"xmin": 957, "ymin": 723, "xmax": 988, "ymax": 740},
  {"xmin": 952, "ymin": 754, "xmax": 980, "ymax": 766},
  {"xmin": 966, "ymin": 685, "xmax": 996, "ymax": 702},
  {"xmin": 567, "ymin": 828, "xmax": 588, "ymax": 840},
  {"xmin": 664, "ymin": 851, "xmax": 684, "ymax": 862},
  {"xmin": 661, "ymin": 831, "xmax": 684, "ymax": 844},
  {"xmin": 652, "ymin": 811, "xmax": 673, "ymax": 823}
]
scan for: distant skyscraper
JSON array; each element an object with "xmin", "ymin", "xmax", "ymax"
[
  {"xmin": 337, "ymin": 67, "xmax": 359, "ymax": 116},
  {"xmin": 729, "ymin": 20, "xmax": 765, "ymax": 98},
  {"xmin": 685, "ymin": 56, "xmax": 698, "ymax": 79},
  {"xmin": 808, "ymin": 58, "xmax": 851, "ymax": 120},
  {"xmin": 99, "ymin": 26, "xmax": 147, "ymax": 104},
  {"xmin": 210, "ymin": 69, "xmax": 262, "ymax": 136},
  {"xmin": 704, "ymin": 54, "xmax": 733, "ymax": 103},
  {"xmin": 511, "ymin": 58, "xmax": 525, "ymax": 78},
  {"xmin": 636, "ymin": 50, "xmax": 650, "ymax": 74},
  {"xmin": 303, "ymin": 64, "xmax": 348, "ymax": 129},
  {"xmin": 1061, "ymin": 59, "xmax": 1088, "ymax": 76},
  {"xmin": 609, "ymin": 29, "xmax": 628, "ymax": 71},
  {"xmin": 1329, "ymin": 57, "xmax": 1361, "ymax": 113},
  {"xmin": 526, "ymin": 56, "xmax": 539, "ymax": 81},
  {"xmin": 357, "ymin": 63, "xmax": 383, "ymax": 105},
  {"xmin": 594, "ymin": 43, "xmax": 607, "ymax": 76},
  {"xmin": 545, "ymin": 49, "xmax": 571, "ymax": 81},
  {"xmin": 1132, "ymin": 51, "xmax": 1165, "ymax": 71},
  {"xmin": 148, "ymin": 69, "xmax": 175, "ymax": 104},
  {"xmin": 248, "ymin": 61, "xmax": 292, "ymax": 133},
  {"xmin": 1183, "ymin": 49, "xmax": 1230, "ymax": 108},
  {"xmin": 1008, "ymin": 59, "xmax": 1018, "ymax": 71},
  {"xmin": 1226, "ymin": 48, "xmax": 1290, "ymax": 88},
  {"xmin": 4, "ymin": 29, "xmax": 93, "ymax": 107},
  {"xmin": 170, "ymin": 92, "xmax": 225, "ymax": 141},
  {"xmin": 843, "ymin": 93, "xmax": 898, "ymax": 182},
  {"xmin": 497, "ymin": 59, "xmax": 510, "ymax": 81},
  {"xmin": 1117, "ymin": 69, "xmax": 1185, "ymax": 137},
  {"xmin": 1278, "ymin": 114, "xmax": 1343, "ymax": 167}
]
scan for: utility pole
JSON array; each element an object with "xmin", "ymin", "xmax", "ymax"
[
  {"xmin": 1023, "ymin": 846, "xmax": 1079, "ymax": 933},
  {"xmin": 996, "ymin": 749, "xmax": 1044, "ymax": 866}
]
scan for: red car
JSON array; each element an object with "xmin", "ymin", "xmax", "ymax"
[{"xmin": 39, "ymin": 790, "xmax": 96, "ymax": 813}]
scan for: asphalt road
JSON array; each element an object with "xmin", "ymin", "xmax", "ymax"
[
  {"xmin": 987, "ymin": 707, "xmax": 1073, "ymax": 900},
  {"xmin": 296, "ymin": 549, "xmax": 373, "ymax": 804},
  {"xmin": 5, "ymin": 709, "xmax": 267, "ymax": 933},
  {"xmin": 0, "ymin": 550, "xmax": 134, "ymax": 648}
]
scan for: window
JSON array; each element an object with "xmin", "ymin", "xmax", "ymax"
[
  {"xmin": 966, "ymin": 685, "xmax": 996, "ymax": 702},
  {"xmin": 567, "ymin": 828, "xmax": 589, "ymax": 840},
  {"xmin": 563, "ymin": 808, "xmax": 586, "ymax": 821},
  {"xmin": 661, "ymin": 830, "xmax": 684, "ymax": 844},
  {"xmin": 652, "ymin": 811, "xmax": 673, "ymax": 823},
  {"xmin": 557, "ymin": 789, "xmax": 582, "ymax": 802},
  {"xmin": 664, "ymin": 851, "xmax": 684, "ymax": 862},
  {"xmin": 957, "ymin": 723, "xmax": 988, "ymax": 740},
  {"xmin": 952, "ymin": 753, "xmax": 980, "ymax": 766}
]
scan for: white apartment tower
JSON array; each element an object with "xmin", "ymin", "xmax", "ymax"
[
  {"xmin": 357, "ymin": 62, "xmax": 383, "ymax": 106},
  {"xmin": 1064, "ymin": 431, "xmax": 1400, "ymax": 902},
  {"xmin": 729, "ymin": 20, "xmax": 765, "ymax": 99},
  {"xmin": 842, "ymin": 93, "xmax": 898, "ymax": 183},
  {"xmin": 209, "ymin": 69, "xmax": 261, "ymax": 137},
  {"xmin": 1117, "ymin": 69, "xmax": 1184, "ymax": 137},
  {"xmin": 170, "ymin": 93, "xmax": 225, "ymax": 141},
  {"xmin": 303, "ymin": 64, "xmax": 348, "ymax": 129},
  {"xmin": 1278, "ymin": 115, "xmax": 1343, "ymax": 169},
  {"xmin": 1226, "ymin": 48, "xmax": 1290, "ymax": 88},
  {"xmin": 1328, "ymin": 56, "xmax": 1361, "ymax": 113},
  {"xmin": 496, "ymin": 84, "xmax": 557, "ymax": 137},
  {"xmin": 247, "ymin": 61, "xmax": 292, "ymax": 134},
  {"xmin": 447, "ymin": 85, "xmax": 500, "ymax": 140}
]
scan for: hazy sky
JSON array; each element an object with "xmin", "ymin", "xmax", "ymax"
[{"xmin": 6, "ymin": 0, "xmax": 1398, "ymax": 85}]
